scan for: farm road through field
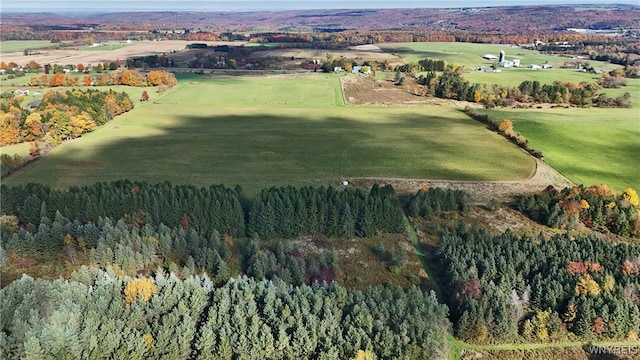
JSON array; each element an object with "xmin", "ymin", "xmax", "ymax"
[{"xmin": 351, "ymin": 159, "xmax": 574, "ymax": 203}]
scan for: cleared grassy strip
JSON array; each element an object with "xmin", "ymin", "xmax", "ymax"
[
  {"xmin": 75, "ymin": 43, "xmax": 133, "ymax": 51},
  {"xmin": 0, "ymin": 40, "xmax": 53, "ymax": 53},
  {"xmin": 4, "ymin": 74, "xmax": 535, "ymax": 194},
  {"xmin": 481, "ymin": 105, "xmax": 640, "ymax": 192},
  {"xmin": 1, "ymin": 142, "xmax": 31, "ymax": 158},
  {"xmin": 449, "ymin": 337, "xmax": 640, "ymax": 360},
  {"xmin": 406, "ymin": 216, "xmax": 443, "ymax": 301},
  {"xmin": 161, "ymin": 74, "xmax": 344, "ymax": 109}
]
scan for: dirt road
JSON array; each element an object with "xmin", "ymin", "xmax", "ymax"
[{"xmin": 350, "ymin": 155, "xmax": 574, "ymax": 204}]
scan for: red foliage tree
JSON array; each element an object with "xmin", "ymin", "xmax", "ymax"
[
  {"xmin": 458, "ymin": 279, "xmax": 482, "ymax": 300},
  {"xmin": 181, "ymin": 213, "xmax": 189, "ymax": 231},
  {"xmin": 566, "ymin": 261, "xmax": 588, "ymax": 275},
  {"xmin": 592, "ymin": 316, "xmax": 605, "ymax": 336}
]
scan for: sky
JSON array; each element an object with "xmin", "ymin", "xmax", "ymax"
[{"xmin": 1, "ymin": 0, "xmax": 637, "ymax": 12}]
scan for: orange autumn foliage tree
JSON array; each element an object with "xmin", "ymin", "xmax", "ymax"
[
  {"xmin": 119, "ymin": 69, "xmax": 145, "ymax": 86},
  {"xmin": 146, "ymin": 70, "xmax": 164, "ymax": 86},
  {"xmin": 0, "ymin": 107, "xmax": 23, "ymax": 146}
]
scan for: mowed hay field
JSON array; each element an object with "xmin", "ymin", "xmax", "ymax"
[
  {"xmin": 4, "ymin": 73, "xmax": 535, "ymax": 193},
  {"xmin": 483, "ymin": 105, "xmax": 640, "ymax": 192}
]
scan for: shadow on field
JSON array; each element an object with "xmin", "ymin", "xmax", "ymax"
[{"xmin": 16, "ymin": 110, "xmax": 531, "ymax": 192}]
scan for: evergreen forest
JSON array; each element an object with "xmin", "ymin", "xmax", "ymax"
[{"xmin": 1, "ymin": 180, "xmax": 639, "ymax": 359}]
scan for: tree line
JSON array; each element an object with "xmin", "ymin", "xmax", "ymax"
[
  {"xmin": 463, "ymin": 107, "xmax": 544, "ymax": 159},
  {"xmin": 394, "ymin": 58, "xmax": 447, "ymax": 74},
  {"xmin": 1, "ymin": 181, "xmax": 407, "ymax": 241},
  {"xmin": 26, "ymin": 69, "xmax": 177, "ymax": 88},
  {"xmin": 1, "ymin": 88, "xmax": 133, "ymax": 148},
  {"xmin": 412, "ymin": 65, "xmax": 631, "ymax": 108},
  {"xmin": 247, "ymin": 184, "xmax": 405, "ymax": 240}
]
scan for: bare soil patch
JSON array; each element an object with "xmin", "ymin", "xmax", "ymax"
[{"xmin": 340, "ymin": 75, "xmax": 481, "ymax": 107}]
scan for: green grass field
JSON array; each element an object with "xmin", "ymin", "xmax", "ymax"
[
  {"xmin": 0, "ymin": 40, "xmax": 54, "ymax": 53},
  {"xmin": 3, "ymin": 73, "xmax": 535, "ymax": 193},
  {"xmin": 482, "ymin": 105, "xmax": 640, "ymax": 192}
]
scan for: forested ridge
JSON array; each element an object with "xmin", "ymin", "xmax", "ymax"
[{"xmin": 2, "ymin": 180, "xmax": 640, "ymax": 359}]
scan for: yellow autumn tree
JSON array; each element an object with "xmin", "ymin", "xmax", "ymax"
[
  {"xmin": 532, "ymin": 309, "xmax": 550, "ymax": 341},
  {"xmin": 575, "ymin": 274, "xmax": 601, "ymax": 296},
  {"xmin": 497, "ymin": 119, "xmax": 514, "ymax": 135},
  {"xmin": 621, "ymin": 188, "xmax": 639, "ymax": 208},
  {"xmin": 351, "ymin": 349, "xmax": 376, "ymax": 360},
  {"xmin": 473, "ymin": 90, "xmax": 482, "ymax": 103},
  {"xmin": 124, "ymin": 277, "xmax": 158, "ymax": 306},
  {"xmin": 143, "ymin": 333, "xmax": 154, "ymax": 350},
  {"xmin": 602, "ymin": 274, "xmax": 615, "ymax": 294},
  {"xmin": 69, "ymin": 114, "xmax": 96, "ymax": 138},
  {"xmin": 146, "ymin": 70, "xmax": 164, "ymax": 86},
  {"xmin": 22, "ymin": 113, "xmax": 44, "ymax": 141}
]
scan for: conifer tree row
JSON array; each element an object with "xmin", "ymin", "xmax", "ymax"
[
  {"xmin": 1, "ymin": 180, "xmax": 246, "ymax": 236},
  {"xmin": 247, "ymin": 184, "xmax": 405, "ymax": 240},
  {"xmin": 2, "ymin": 181, "xmax": 407, "ymax": 241},
  {"xmin": 407, "ymin": 187, "xmax": 469, "ymax": 218}
]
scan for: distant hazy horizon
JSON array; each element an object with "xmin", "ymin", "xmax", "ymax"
[{"xmin": 1, "ymin": 0, "xmax": 638, "ymax": 13}]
